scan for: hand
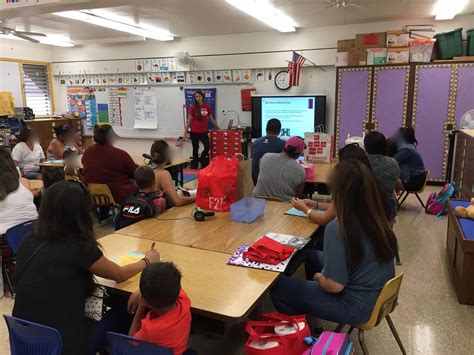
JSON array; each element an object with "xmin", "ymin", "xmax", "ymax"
[
  {"xmin": 183, "ymin": 132, "xmax": 189, "ymax": 140},
  {"xmin": 145, "ymin": 244, "xmax": 161, "ymax": 264},
  {"xmin": 313, "ymin": 272, "xmax": 322, "ymax": 282},
  {"xmin": 127, "ymin": 290, "xmax": 141, "ymax": 314},
  {"xmin": 303, "ymin": 199, "xmax": 316, "ymax": 208},
  {"xmin": 292, "ymin": 197, "xmax": 309, "ymax": 212}
]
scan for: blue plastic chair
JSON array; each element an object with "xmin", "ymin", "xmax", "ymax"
[
  {"xmin": 3, "ymin": 315, "xmax": 62, "ymax": 355},
  {"xmin": 107, "ymin": 332, "xmax": 197, "ymax": 355},
  {"xmin": 5, "ymin": 220, "xmax": 36, "ymax": 253}
]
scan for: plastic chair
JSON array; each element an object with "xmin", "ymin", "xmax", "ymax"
[
  {"xmin": 3, "ymin": 315, "xmax": 62, "ymax": 355},
  {"xmin": 107, "ymin": 332, "xmax": 196, "ymax": 355},
  {"xmin": 3, "ymin": 220, "xmax": 36, "ymax": 297},
  {"xmin": 397, "ymin": 170, "xmax": 429, "ymax": 210},
  {"xmin": 88, "ymin": 183, "xmax": 120, "ymax": 220},
  {"xmin": 335, "ymin": 273, "xmax": 406, "ymax": 355}
]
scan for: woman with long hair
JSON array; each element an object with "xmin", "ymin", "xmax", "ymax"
[
  {"xmin": 13, "ymin": 181, "xmax": 160, "ymax": 355},
  {"xmin": 11, "ymin": 126, "xmax": 45, "ymax": 179},
  {"xmin": 183, "ymin": 90, "xmax": 220, "ymax": 169},
  {"xmin": 149, "ymin": 140, "xmax": 195, "ymax": 207},
  {"xmin": 271, "ymin": 159, "xmax": 398, "ymax": 324},
  {"xmin": 393, "ymin": 127, "xmax": 425, "ymax": 191},
  {"xmin": 47, "ymin": 124, "xmax": 83, "ymax": 161}
]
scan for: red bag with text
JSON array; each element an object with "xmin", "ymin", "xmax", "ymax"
[
  {"xmin": 244, "ymin": 312, "xmax": 310, "ymax": 355},
  {"xmin": 196, "ymin": 155, "xmax": 239, "ymax": 212}
]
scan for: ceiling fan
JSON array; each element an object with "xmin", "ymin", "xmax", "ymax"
[
  {"xmin": 0, "ymin": 19, "xmax": 46, "ymax": 43},
  {"xmin": 324, "ymin": 0, "xmax": 361, "ymax": 8}
]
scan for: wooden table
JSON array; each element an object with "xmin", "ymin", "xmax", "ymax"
[
  {"xmin": 36, "ymin": 160, "xmax": 64, "ymax": 168},
  {"xmin": 29, "ymin": 179, "xmax": 44, "ymax": 190},
  {"xmin": 117, "ymin": 201, "xmax": 319, "ymax": 254},
  {"xmin": 99, "ymin": 234, "xmax": 279, "ymax": 323}
]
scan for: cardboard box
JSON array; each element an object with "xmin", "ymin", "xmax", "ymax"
[
  {"xmin": 337, "ymin": 39, "xmax": 356, "ymax": 52},
  {"xmin": 335, "ymin": 52, "xmax": 348, "ymax": 67},
  {"xmin": 387, "ymin": 47, "xmax": 410, "ymax": 64},
  {"xmin": 386, "ymin": 30, "xmax": 410, "ymax": 48},
  {"xmin": 366, "ymin": 48, "xmax": 387, "ymax": 65},
  {"xmin": 355, "ymin": 32, "xmax": 387, "ymax": 48},
  {"xmin": 348, "ymin": 48, "xmax": 367, "ymax": 66}
]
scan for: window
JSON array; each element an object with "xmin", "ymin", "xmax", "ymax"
[{"xmin": 22, "ymin": 63, "xmax": 52, "ymax": 116}]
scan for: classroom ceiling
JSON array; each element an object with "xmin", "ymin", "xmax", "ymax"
[{"xmin": 1, "ymin": 0, "xmax": 473, "ymax": 44}]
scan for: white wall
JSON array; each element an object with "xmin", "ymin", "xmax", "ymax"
[{"xmin": 0, "ymin": 38, "xmax": 53, "ymax": 62}]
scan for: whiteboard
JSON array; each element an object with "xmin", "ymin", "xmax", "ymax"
[{"xmin": 80, "ymin": 83, "xmax": 254, "ymax": 139}]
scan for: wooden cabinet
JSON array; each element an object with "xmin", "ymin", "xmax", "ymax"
[
  {"xmin": 446, "ymin": 200, "xmax": 474, "ymax": 305},
  {"xmin": 452, "ymin": 129, "xmax": 474, "ymax": 199},
  {"xmin": 26, "ymin": 116, "xmax": 83, "ymax": 156}
]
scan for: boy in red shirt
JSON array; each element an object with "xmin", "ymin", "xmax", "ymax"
[{"xmin": 129, "ymin": 262, "xmax": 192, "ymax": 355}]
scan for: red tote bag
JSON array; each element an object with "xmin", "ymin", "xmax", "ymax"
[
  {"xmin": 196, "ymin": 155, "xmax": 239, "ymax": 212},
  {"xmin": 244, "ymin": 312, "xmax": 311, "ymax": 355}
]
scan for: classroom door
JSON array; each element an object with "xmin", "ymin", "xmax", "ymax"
[
  {"xmin": 412, "ymin": 64, "xmax": 454, "ymax": 181},
  {"xmin": 335, "ymin": 67, "xmax": 372, "ymax": 152},
  {"xmin": 371, "ymin": 66, "xmax": 410, "ymax": 138},
  {"xmin": 453, "ymin": 63, "xmax": 474, "ymax": 129}
]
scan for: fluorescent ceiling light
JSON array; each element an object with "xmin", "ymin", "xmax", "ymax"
[
  {"xmin": 0, "ymin": 34, "xmax": 74, "ymax": 47},
  {"xmin": 53, "ymin": 10, "xmax": 174, "ymax": 41},
  {"xmin": 226, "ymin": 0, "xmax": 296, "ymax": 32},
  {"xmin": 434, "ymin": 0, "xmax": 468, "ymax": 20}
]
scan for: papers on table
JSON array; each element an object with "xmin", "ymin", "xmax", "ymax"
[
  {"xmin": 227, "ymin": 244, "xmax": 295, "ymax": 273},
  {"xmin": 94, "ymin": 251, "xmax": 145, "ymax": 287},
  {"xmin": 284, "ymin": 207, "xmax": 325, "ymax": 218},
  {"xmin": 264, "ymin": 232, "xmax": 310, "ymax": 250}
]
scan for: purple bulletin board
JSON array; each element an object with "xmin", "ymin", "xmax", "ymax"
[
  {"xmin": 335, "ymin": 68, "xmax": 372, "ymax": 151},
  {"xmin": 372, "ymin": 66, "xmax": 410, "ymax": 138},
  {"xmin": 412, "ymin": 64, "xmax": 453, "ymax": 181},
  {"xmin": 454, "ymin": 64, "xmax": 474, "ymax": 129}
]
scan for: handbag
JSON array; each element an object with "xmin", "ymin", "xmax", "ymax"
[
  {"xmin": 84, "ymin": 285, "xmax": 110, "ymax": 321},
  {"xmin": 245, "ymin": 312, "xmax": 311, "ymax": 355}
]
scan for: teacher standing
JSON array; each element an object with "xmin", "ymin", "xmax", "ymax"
[{"xmin": 183, "ymin": 90, "xmax": 220, "ymax": 169}]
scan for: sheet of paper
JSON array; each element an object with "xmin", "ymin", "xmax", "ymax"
[
  {"xmin": 284, "ymin": 207, "xmax": 325, "ymax": 218},
  {"xmin": 133, "ymin": 87, "xmax": 158, "ymax": 129},
  {"xmin": 264, "ymin": 232, "xmax": 311, "ymax": 250}
]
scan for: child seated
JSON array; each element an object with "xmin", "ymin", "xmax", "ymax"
[
  {"xmin": 120, "ymin": 165, "xmax": 165, "ymax": 228},
  {"xmin": 129, "ymin": 262, "xmax": 192, "ymax": 355},
  {"xmin": 63, "ymin": 148, "xmax": 82, "ymax": 182}
]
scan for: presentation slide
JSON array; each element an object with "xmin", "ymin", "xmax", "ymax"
[{"xmin": 261, "ymin": 97, "xmax": 315, "ymax": 137}]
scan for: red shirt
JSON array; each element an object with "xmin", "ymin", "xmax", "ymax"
[
  {"xmin": 82, "ymin": 143, "xmax": 138, "ymax": 203},
  {"xmin": 134, "ymin": 290, "xmax": 192, "ymax": 355},
  {"xmin": 188, "ymin": 103, "xmax": 212, "ymax": 133}
]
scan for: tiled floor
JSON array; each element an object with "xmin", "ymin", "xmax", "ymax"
[{"xmin": 1, "ymin": 187, "xmax": 474, "ymax": 354}]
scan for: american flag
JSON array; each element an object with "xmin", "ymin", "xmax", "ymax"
[{"xmin": 288, "ymin": 51, "xmax": 306, "ymax": 86}]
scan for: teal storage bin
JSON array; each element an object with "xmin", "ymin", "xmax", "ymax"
[
  {"xmin": 434, "ymin": 28, "xmax": 463, "ymax": 59},
  {"xmin": 230, "ymin": 197, "xmax": 265, "ymax": 224},
  {"xmin": 467, "ymin": 28, "xmax": 474, "ymax": 56}
]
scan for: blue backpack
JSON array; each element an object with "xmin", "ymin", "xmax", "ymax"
[{"xmin": 425, "ymin": 182, "xmax": 455, "ymax": 216}]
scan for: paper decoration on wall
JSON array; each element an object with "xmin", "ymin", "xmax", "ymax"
[
  {"xmin": 108, "ymin": 74, "xmax": 117, "ymax": 85},
  {"xmin": 85, "ymin": 97, "xmax": 97, "ymax": 128},
  {"xmin": 87, "ymin": 75, "xmax": 94, "ymax": 85},
  {"xmin": 255, "ymin": 69, "xmax": 265, "ymax": 82},
  {"xmin": 66, "ymin": 76, "xmax": 73, "ymax": 85},
  {"xmin": 100, "ymin": 74, "xmax": 108, "ymax": 85},
  {"xmin": 108, "ymin": 87, "xmax": 121, "ymax": 126},
  {"xmin": 163, "ymin": 72, "xmax": 171, "ymax": 84},
  {"xmin": 155, "ymin": 73, "xmax": 162, "ymax": 83},
  {"xmin": 135, "ymin": 60, "xmax": 144, "ymax": 72},
  {"xmin": 140, "ymin": 74, "xmax": 147, "ymax": 85},
  {"xmin": 223, "ymin": 70, "xmax": 232, "ymax": 82},
  {"xmin": 133, "ymin": 87, "xmax": 158, "ymax": 129},
  {"xmin": 98, "ymin": 103, "xmax": 109, "ymax": 123},
  {"xmin": 168, "ymin": 58, "xmax": 177, "ymax": 71},
  {"xmin": 123, "ymin": 74, "xmax": 131, "ymax": 84},
  {"xmin": 116, "ymin": 74, "xmax": 124, "ymax": 84},
  {"xmin": 80, "ymin": 75, "xmax": 87, "ymax": 85},
  {"xmin": 94, "ymin": 75, "xmax": 101, "ymax": 85},
  {"xmin": 151, "ymin": 59, "xmax": 160, "ymax": 72},
  {"xmin": 177, "ymin": 72, "xmax": 185, "ymax": 83},
  {"xmin": 265, "ymin": 69, "xmax": 275, "ymax": 81},
  {"xmin": 232, "ymin": 70, "xmax": 242, "ymax": 82},
  {"xmin": 143, "ymin": 59, "xmax": 152, "ymax": 72},
  {"xmin": 60, "ymin": 77, "xmax": 66, "ymax": 86},
  {"xmin": 195, "ymin": 71, "xmax": 204, "ymax": 83},
  {"xmin": 117, "ymin": 87, "xmax": 128, "ymax": 98},
  {"xmin": 73, "ymin": 75, "xmax": 80, "ymax": 85},
  {"xmin": 242, "ymin": 69, "xmax": 251, "ymax": 82},
  {"xmin": 132, "ymin": 74, "xmax": 140, "ymax": 84},
  {"xmin": 205, "ymin": 71, "xmax": 213, "ymax": 83},
  {"xmin": 214, "ymin": 71, "xmax": 223, "ymax": 83},
  {"xmin": 187, "ymin": 72, "xmax": 196, "ymax": 84},
  {"xmin": 147, "ymin": 74, "xmax": 156, "ymax": 83},
  {"xmin": 159, "ymin": 59, "xmax": 169, "ymax": 71},
  {"xmin": 67, "ymin": 88, "xmax": 97, "ymax": 127},
  {"xmin": 171, "ymin": 73, "xmax": 178, "ymax": 84}
]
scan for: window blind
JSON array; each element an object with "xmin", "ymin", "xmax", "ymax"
[{"xmin": 22, "ymin": 64, "xmax": 52, "ymax": 116}]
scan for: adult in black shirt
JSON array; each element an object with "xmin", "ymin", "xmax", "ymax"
[
  {"xmin": 13, "ymin": 181, "xmax": 160, "ymax": 355},
  {"xmin": 251, "ymin": 118, "xmax": 286, "ymax": 185}
]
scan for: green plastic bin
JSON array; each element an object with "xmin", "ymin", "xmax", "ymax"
[
  {"xmin": 434, "ymin": 28, "xmax": 463, "ymax": 59},
  {"xmin": 467, "ymin": 28, "xmax": 474, "ymax": 56}
]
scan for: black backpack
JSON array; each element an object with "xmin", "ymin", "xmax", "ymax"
[{"xmin": 120, "ymin": 192, "xmax": 157, "ymax": 228}]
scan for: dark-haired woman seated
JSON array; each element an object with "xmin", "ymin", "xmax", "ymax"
[
  {"xmin": 252, "ymin": 136, "xmax": 306, "ymax": 202},
  {"xmin": 11, "ymin": 126, "xmax": 45, "ymax": 179},
  {"xmin": 393, "ymin": 127, "xmax": 425, "ymax": 191},
  {"xmin": 12, "ymin": 181, "xmax": 161, "ymax": 355},
  {"xmin": 82, "ymin": 124, "xmax": 137, "ymax": 204},
  {"xmin": 149, "ymin": 140, "xmax": 195, "ymax": 207},
  {"xmin": 271, "ymin": 160, "xmax": 397, "ymax": 325}
]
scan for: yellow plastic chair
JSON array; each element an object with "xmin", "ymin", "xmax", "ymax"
[
  {"xmin": 336, "ymin": 273, "xmax": 406, "ymax": 355},
  {"xmin": 87, "ymin": 183, "xmax": 120, "ymax": 217},
  {"xmin": 398, "ymin": 170, "xmax": 430, "ymax": 210}
]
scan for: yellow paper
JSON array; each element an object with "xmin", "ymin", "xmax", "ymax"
[{"xmin": 116, "ymin": 253, "xmax": 143, "ymax": 266}]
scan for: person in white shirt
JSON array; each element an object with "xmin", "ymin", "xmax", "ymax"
[
  {"xmin": 0, "ymin": 151, "xmax": 38, "ymax": 235},
  {"xmin": 11, "ymin": 127, "xmax": 45, "ymax": 179}
]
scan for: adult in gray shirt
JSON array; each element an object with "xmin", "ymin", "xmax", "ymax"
[
  {"xmin": 364, "ymin": 131, "xmax": 402, "ymax": 219},
  {"xmin": 253, "ymin": 136, "xmax": 306, "ymax": 202}
]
